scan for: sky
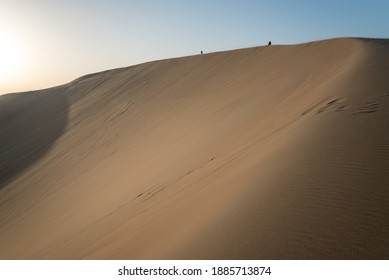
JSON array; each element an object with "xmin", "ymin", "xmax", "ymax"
[{"xmin": 1, "ymin": 0, "xmax": 388, "ymax": 94}]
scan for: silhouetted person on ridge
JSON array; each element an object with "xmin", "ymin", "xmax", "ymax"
[
  {"xmin": 268, "ymin": 41, "xmax": 272, "ymax": 46},
  {"xmin": 201, "ymin": 50, "xmax": 203, "ymax": 54}
]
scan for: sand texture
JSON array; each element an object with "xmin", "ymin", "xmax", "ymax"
[{"xmin": 0, "ymin": 38, "xmax": 388, "ymax": 259}]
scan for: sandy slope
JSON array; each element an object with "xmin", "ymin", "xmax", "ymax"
[{"xmin": 0, "ymin": 38, "xmax": 388, "ymax": 259}]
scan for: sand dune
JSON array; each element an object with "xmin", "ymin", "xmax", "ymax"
[{"xmin": 0, "ymin": 38, "xmax": 388, "ymax": 259}]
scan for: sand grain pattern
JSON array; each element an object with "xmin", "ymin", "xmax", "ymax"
[{"xmin": 0, "ymin": 38, "xmax": 388, "ymax": 259}]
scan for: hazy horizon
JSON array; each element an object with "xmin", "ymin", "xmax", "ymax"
[{"xmin": 1, "ymin": 0, "xmax": 388, "ymax": 94}]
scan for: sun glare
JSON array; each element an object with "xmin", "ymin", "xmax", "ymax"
[{"xmin": 0, "ymin": 27, "xmax": 24, "ymax": 83}]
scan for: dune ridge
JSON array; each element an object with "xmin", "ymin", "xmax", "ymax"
[{"xmin": 0, "ymin": 38, "xmax": 388, "ymax": 259}]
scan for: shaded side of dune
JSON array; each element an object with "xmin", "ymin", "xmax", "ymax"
[{"xmin": 0, "ymin": 88, "xmax": 69, "ymax": 189}]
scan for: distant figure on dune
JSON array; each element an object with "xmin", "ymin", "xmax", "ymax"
[
  {"xmin": 201, "ymin": 50, "xmax": 203, "ymax": 54},
  {"xmin": 268, "ymin": 41, "xmax": 272, "ymax": 46}
]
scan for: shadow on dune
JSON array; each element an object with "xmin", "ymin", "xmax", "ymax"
[{"xmin": 0, "ymin": 87, "xmax": 68, "ymax": 189}]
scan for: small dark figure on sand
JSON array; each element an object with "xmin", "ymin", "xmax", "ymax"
[
  {"xmin": 201, "ymin": 50, "xmax": 203, "ymax": 54},
  {"xmin": 268, "ymin": 41, "xmax": 272, "ymax": 46}
]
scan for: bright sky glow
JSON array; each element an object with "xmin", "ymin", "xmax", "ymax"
[
  {"xmin": 0, "ymin": 0, "xmax": 388, "ymax": 94},
  {"xmin": 0, "ymin": 25, "xmax": 24, "ymax": 85}
]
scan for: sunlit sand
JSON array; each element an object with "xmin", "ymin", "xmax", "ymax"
[{"xmin": 0, "ymin": 38, "xmax": 388, "ymax": 259}]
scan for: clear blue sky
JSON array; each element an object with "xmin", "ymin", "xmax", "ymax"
[{"xmin": 1, "ymin": 0, "xmax": 388, "ymax": 94}]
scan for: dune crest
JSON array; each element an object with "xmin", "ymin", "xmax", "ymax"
[{"xmin": 0, "ymin": 38, "xmax": 388, "ymax": 259}]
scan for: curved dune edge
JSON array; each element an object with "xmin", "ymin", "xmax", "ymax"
[{"xmin": 0, "ymin": 38, "xmax": 388, "ymax": 259}]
